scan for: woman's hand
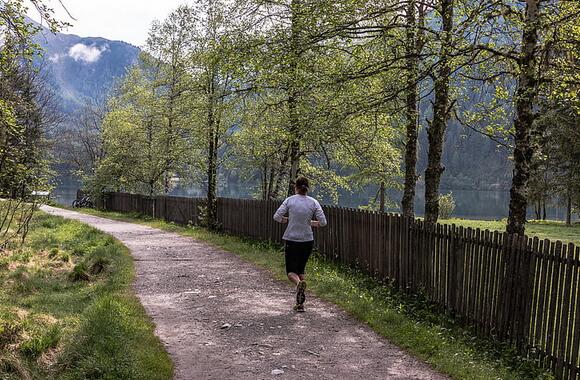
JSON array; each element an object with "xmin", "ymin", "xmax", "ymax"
[
  {"xmin": 281, "ymin": 217, "xmax": 289, "ymax": 224},
  {"xmin": 311, "ymin": 220, "xmax": 320, "ymax": 228}
]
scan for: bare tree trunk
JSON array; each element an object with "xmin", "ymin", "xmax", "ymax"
[
  {"xmin": 566, "ymin": 192, "xmax": 572, "ymax": 226},
  {"xmin": 273, "ymin": 151, "xmax": 289, "ymax": 199},
  {"xmin": 379, "ymin": 181, "xmax": 386, "ymax": 213},
  {"xmin": 401, "ymin": 0, "xmax": 420, "ymax": 218},
  {"xmin": 424, "ymin": 0, "xmax": 453, "ymax": 224},
  {"xmin": 542, "ymin": 199, "xmax": 546, "ymax": 220},
  {"xmin": 506, "ymin": 0, "xmax": 540, "ymax": 235},
  {"xmin": 206, "ymin": 71, "xmax": 218, "ymax": 229}
]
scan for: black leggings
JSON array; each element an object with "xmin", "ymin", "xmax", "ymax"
[{"xmin": 284, "ymin": 240, "xmax": 314, "ymax": 275}]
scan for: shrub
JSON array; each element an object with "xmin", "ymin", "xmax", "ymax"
[{"xmin": 439, "ymin": 192, "xmax": 456, "ymax": 219}]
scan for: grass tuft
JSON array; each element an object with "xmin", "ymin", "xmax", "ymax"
[
  {"xmin": 68, "ymin": 262, "xmax": 90, "ymax": 282},
  {"xmin": 20, "ymin": 323, "xmax": 61, "ymax": 358}
]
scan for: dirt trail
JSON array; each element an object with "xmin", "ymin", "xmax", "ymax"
[{"xmin": 41, "ymin": 206, "xmax": 446, "ymax": 380}]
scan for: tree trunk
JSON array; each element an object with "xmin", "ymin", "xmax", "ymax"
[
  {"xmin": 506, "ymin": 0, "xmax": 540, "ymax": 235},
  {"xmin": 379, "ymin": 181, "xmax": 386, "ymax": 213},
  {"xmin": 287, "ymin": 129, "xmax": 300, "ymax": 196},
  {"xmin": 401, "ymin": 0, "xmax": 420, "ymax": 218},
  {"xmin": 206, "ymin": 71, "xmax": 218, "ymax": 229},
  {"xmin": 424, "ymin": 0, "xmax": 453, "ymax": 224},
  {"xmin": 542, "ymin": 199, "xmax": 546, "ymax": 220},
  {"xmin": 273, "ymin": 151, "xmax": 289, "ymax": 199},
  {"xmin": 566, "ymin": 192, "xmax": 572, "ymax": 226}
]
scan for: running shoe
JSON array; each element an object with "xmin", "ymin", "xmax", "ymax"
[
  {"xmin": 296, "ymin": 280, "xmax": 307, "ymax": 305},
  {"xmin": 293, "ymin": 303, "xmax": 305, "ymax": 312}
]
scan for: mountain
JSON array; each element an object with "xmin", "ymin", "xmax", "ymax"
[{"xmin": 31, "ymin": 21, "xmax": 140, "ymax": 115}]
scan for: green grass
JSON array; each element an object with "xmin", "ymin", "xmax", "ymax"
[
  {"xmin": 440, "ymin": 218, "xmax": 580, "ymax": 246},
  {"xmin": 80, "ymin": 208, "xmax": 554, "ymax": 380},
  {"xmin": 0, "ymin": 211, "xmax": 172, "ymax": 379}
]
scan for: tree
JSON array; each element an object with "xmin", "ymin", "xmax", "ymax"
[
  {"xmin": 145, "ymin": 7, "xmax": 196, "ymax": 193},
  {"xmin": 95, "ymin": 66, "xmax": 189, "ymax": 197},
  {"xmin": 0, "ymin": 0, "xmax": 65, "ymax": 247},
  {"xmin": 57, "ymin": 98, "xmax": 107, "ymax": 180},
  {"xmin": 180, "ymin": 1, "xmax": 243, "ymax": 228},
  {"xmin": 459, "ymin": 0, "xmax": 579, "ymax": 234},
  {"xmin": 401, "ymin": 0, "xmax": 425, "ymax": 218},
  {"xmin": 533, "ymin": 101, "xmax": 580, "ymax": 225},
  {"xmin": 424, "ymin": 0, "xmax": 454, "ymax": 224}
]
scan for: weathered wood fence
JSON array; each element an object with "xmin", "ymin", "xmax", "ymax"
[{"xmin": 103, "ymin": 192, "xmax": 580, "ymax": 379}]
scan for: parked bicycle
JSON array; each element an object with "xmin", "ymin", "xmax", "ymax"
[{"xmin": 72, "ymin": 196, "xmax": 94, "ymax": 208}]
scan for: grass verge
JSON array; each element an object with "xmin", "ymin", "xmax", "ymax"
[
  {"xmin": 440, "ymin": 218, "xmax": 580, "ymax": 246},
  {"xmin": 80, "ymin": 208, "xmax": 553, "ymax": 380},
  {"xmin": 0, "ymin": 211, "xmax": 172, "ymax": 379}
]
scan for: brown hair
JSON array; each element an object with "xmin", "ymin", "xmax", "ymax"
[{"xmin": 295, "ymin": 176, "xmax": 309, "ymax": 195}]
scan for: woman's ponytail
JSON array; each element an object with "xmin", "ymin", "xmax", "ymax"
[{"xmin": 295, "ymin": 177, "xmax": 309, "ymax": 195}]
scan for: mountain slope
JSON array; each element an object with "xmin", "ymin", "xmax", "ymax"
[{"xmin": 32, "ymin": 22, "xmax": 140, "ymax": 114}]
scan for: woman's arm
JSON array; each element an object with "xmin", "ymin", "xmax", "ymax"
[
  {"xmin": 313, "ymin": 200, "xmax": 327, "ymax": 227},
  {"xmin": 273, "ymin": 199, "xmax": 289, "ymax": 224}
]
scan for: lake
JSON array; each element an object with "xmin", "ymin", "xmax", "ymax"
[{"xmin": 52, "ymin": 175, "xmax": 574, "ymax": 222}]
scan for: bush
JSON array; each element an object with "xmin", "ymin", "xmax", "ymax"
[{"xmin": 439, "ymin": 193, "xmax": 456, "ymax": 219}]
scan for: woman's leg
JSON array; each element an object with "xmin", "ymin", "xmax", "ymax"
[{"xmin": 287, "ymin": 272, "xmax": 301, "ymax": 285}]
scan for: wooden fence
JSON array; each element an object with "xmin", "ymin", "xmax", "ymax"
[{"xmin": 103, "ymin": 192, "xmax": 580, "ymax": 379}]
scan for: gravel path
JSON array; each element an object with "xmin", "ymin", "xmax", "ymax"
[{"xmin": 41, "ymin": 206, "xmax": 446, "ymax": 380}]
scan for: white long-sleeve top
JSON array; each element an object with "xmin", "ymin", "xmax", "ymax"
[{"xmin": 273, "ymin": 194, "xmax": 327, "ymax": 242}]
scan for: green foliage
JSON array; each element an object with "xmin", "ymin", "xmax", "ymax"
[{"xmin": 438, "ymin": 193, "xmax": 456, "ymax": 219}]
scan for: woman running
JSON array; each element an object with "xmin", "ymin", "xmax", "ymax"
[{"xmin": 273, "ymin": 177, "xmax": 327, "ymax": 312}]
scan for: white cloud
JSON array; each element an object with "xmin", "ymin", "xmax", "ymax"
[{"xmin": 68, "ymin": 43, "xmax": 108, "ymax": 63}]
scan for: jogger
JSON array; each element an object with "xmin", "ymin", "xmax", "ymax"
[{"xmin": 273, "ymin": 177, "xmax": 327, "ymax": 312}]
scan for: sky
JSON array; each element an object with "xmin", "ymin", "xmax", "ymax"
[{"xmin": 27, "ymin": 0, "xmax": 188, "ymax": 47}]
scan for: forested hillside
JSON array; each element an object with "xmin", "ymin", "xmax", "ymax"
[{"xmin": 31, "ymin": 19, "xmax": 140, "ymax": 114}]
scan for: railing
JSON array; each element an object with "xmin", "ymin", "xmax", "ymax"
[{"xmin": 103, "ymin": 192, "xmax": 580, "ymax": 379}]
